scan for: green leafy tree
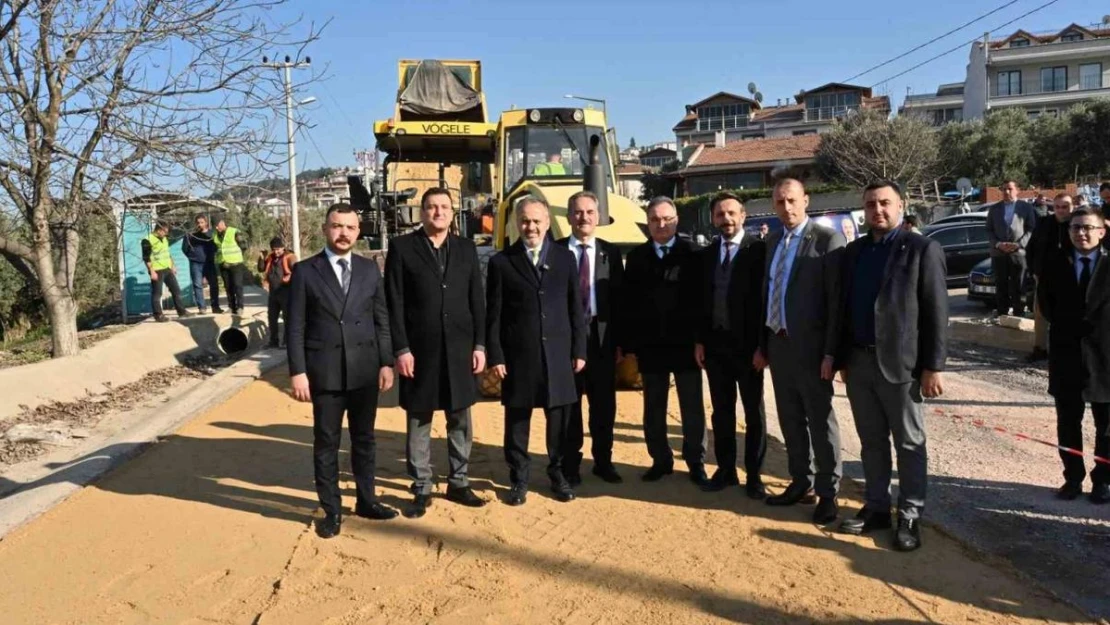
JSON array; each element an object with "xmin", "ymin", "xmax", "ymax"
[
  {"xmin": 973, "ymin": 108, "xmax": 1032, "ymax": 186},
  {"xmin": 1027, "ymin": 113, "xmax": 1071, "ymax": 187},
  {"xmin": 1063, "ymin": 99, "xmax": 1110, "ymax": 178}
]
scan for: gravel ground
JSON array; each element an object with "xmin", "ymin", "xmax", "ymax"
[{"xmin": 767, "ymin": 339, "xmax": 1110, "ymax": 620}]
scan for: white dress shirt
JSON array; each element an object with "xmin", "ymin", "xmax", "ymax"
[
  {"xmin": 653, "ymin": 236, "xmax": 676, "ymax": 259},
  {"xmin": 569, "ymin": 235, "xmax": 597, "ymax": 316},
  {"xmin": 324, "ymin": 247, "xmax": 353, "ymax": 286},
  {"xmin": 718, "ymin": 230, "xmax": 744, "ymax": 265}
]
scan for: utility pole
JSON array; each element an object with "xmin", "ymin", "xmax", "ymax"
[{"xmin": 262, "ymin": 55, "xmax": 312, "ymax": 259}]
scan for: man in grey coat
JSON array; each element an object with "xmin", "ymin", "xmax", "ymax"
[
  {"xmin": 755, "ymin": 178, "xmax": 845, "ymax": 525},
  {"xmin": 987, "ymin": 180, "xmax": 1037, "ymax": 316}
]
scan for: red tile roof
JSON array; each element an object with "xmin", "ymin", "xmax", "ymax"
[
  {"xmin": 687, "ymin": 134, "xmax": 821, "ymax": 169},
  {"xmin": 617, "ymin": 163, "xmax": 645, "ymax": 175}
]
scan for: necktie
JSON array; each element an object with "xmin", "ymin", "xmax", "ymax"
[
  {"xmin": 530, "ymin": 248, "xmax": 540, "ymax": 266},
  {"xmin": 767, "ymin": 233, "xmax": 792, "ymax": 333},
  {"xmin": 1079, "ymin": 256, "xmax": 1092, "ymax": 294},
  {"xmin": 659, "ymin": 244, "xmax": 670, "ymax": 258},
  {"xmin": 337, "ymin": 258, "xmax": 350, "ymax": 295},
  {"xmin": 578, "ymin": 243, "xmax": 591, "ymax": 318},
  {"xmin": 721, "ymin": 240, "xmax": 733, "ymax": 269}
]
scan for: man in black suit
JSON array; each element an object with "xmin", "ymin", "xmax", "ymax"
[
  {"xmin": 624, "ymin": 196, "xmax": 709, "ymax": 487},
  {"xmin": 1039, "ymin": 207, "xmax": 1110, "ymax": 505},
  {"xmin": 836, "ymin": 181, "xmax": 948, "ymax": 552},
  {"xmin": 287, "ymin": 203, "xmax": 397, "ymax": 539},
  {"xmin": 1026, "ymin": 193, "xmax": 1075, "ymax": 362},
  {"xmin": 756, "ymin": 178, "xmax": 844, "ymax": 525},
  {"xmin": 487, "ymin": 195, "xmax": 587, "ymax": 505},
  {"xmin": 986, "ymin": 180, "xmax": 1037, "ymax": 317},
  {"xmin": 385, "ymin": 188, "xmax": 487, "ymax": 518},
  {"xmin": 558, "ymin": 190, "xmax": 625, "ymax": 486},
  {"xmin": 694, "ymin": 192, "xmax": 767, "ymax": 498}
]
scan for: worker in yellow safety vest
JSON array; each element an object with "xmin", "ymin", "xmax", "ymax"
[
  {"xmin": 533, "ymin": 152, "xmax": 567, "ymax": 176},
  {"xmin": 142, "ymin": 221, "xmax": 191, "ymax": 322},
  {"xmin": 214, "ymin": 218, "xmax": 249, "ymax": 315}
]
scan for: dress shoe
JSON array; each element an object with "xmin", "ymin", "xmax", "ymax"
[
  {"xmin": 641, "ymin": 465, "xmax": 674, "ymax": 482},
  {"xmin": 701, "ymin": 471, "xmax": 739, "ymax": 492},
  {"xmin": 1056, "ymin": 482, "xmax": 1083, "ymax": 501},
  {"xmin": 354, "ymin": 501, "xmax": 399, "ymax": 520},
  {"xmin": 154, "ymin": 315, "xmax": 169, "ymax": 323},
  {"xmin": 839, "ymin": 507, "xmax": 893, "ymax": 536},
  {"xmin": 1090, "ymin": 482, "xmax": 1110, "ymax": 504},
  {"xmin": 565, "ymin": 472, "xmax": 582, "ymax": 488},
  {"xmin": 893, "ymin": 517, "xmax": 922, "ymax": 552},
  {"xmin": 745, "ymin": 477, "xmax": 767, "ymax": 500},
  {"xmin": 506, "ymin": 484, "xmax": 528, "ymax": 506},
  {"xmin": 402, "ymin": 493, "xmax": 432, "ymax": 519},
  {"xmin": 212, "ymin": 307, "xmax": 225, "ymax": 314},
  {"xmin": 446, "ymin": 486, "xmax": 486, "ymax": 507},
  {"xmin": 688, "ymin": 466, "xmax": 710, "ymax": 488},
  {"xmin": 812, "ymin": 497, "xmax": 840, "ymax": 525},
  {"xmin": 177, "ymin": 311, "xmax": 193, "ymax": 319},
  {"xmin": 765, "ymin": 481, "xmax": 816, "ymax": 506},
  {"xmin": 592, "ymin": 464, "xmax": 623, "ymax": 484},
  {"xmin": 315, "ymin": 514, "xmax": 341, "ymax": 539},
  {"xmin": 551, "ymin": 481, "xmax": 576, "ymax": 503}
]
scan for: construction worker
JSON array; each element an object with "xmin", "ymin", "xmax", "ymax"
[
  {"xmin": 142, "ymin": 221, "xmax": 191, "ymax": 322},
  {"xmin": 533, "ymin": 152, "xmax": 567, "ymax": 176},
  {"xmin": 258, "ymin": 237, "xmax": 297, "ymax": 348},
  {"xmin": 214, "ymin": 218, "xmax": 248, "ymax": 315}
]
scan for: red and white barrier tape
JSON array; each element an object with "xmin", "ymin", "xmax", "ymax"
[{"xmin": 932, "ymin": 408, "xmax": 1110, "ymax": 466}]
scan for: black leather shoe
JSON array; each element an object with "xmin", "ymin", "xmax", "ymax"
[
  {"xmin": 813, "ymin": 497, "xmax": 840, "ymax": 525},
  {"xmin": 402, "ymin": 493, "xmax": 432, "ymax": 519},
  {"xmin": 765, "ymin": 481, "xmax": 816, "ymax": 506},
  {"xmin": 446, "ymin": 486, "xmax": 486, "ymax": 507},
  {"xmin": 641, "ymin": 465, "xmax": 674, "ymax": 482},
  {"xmin": 1056, "ymin": 482, "xmax": 1083, "ymax": 500},
  {"xmin": 894, "ymin": 517, "xmax": 922, "ymax": 552},
  {"xmin": 565, "ymin": 471, "xmax": 582, "ymax": 488},
  {"xmin": 701, "ymin": 470, "xmax": 739, "ymax": 492},
  {"xmin": 551, "ymin": 481, "xmax": 576, "ymax": 503},
  {"xmin": 155, "ymin": 315, "xmax": 169, "ymax": 323},
  {"xmin": 355, "ymin": 501, "xmax": 399, "ymax": 520},
  {"xmin": 839, "ymin": 507, "xmax": 893, "ymax": 536},
  {"xmin": 212, "ymin": 307, "xmax": 225, "ymax": 314},
  {"xmin": 316, "ymin": 514, "xmax": 341, "ymax": 539},
  {"xmin": 1090, "ymin": 483, "xmax": 1110, "ymax": 504},
  {"xmin": 688, "ymin": 466, "xmax": 710, "ymax": 488},
  {"xmin": 745, "ymin": 477, "xmax": 767, "ymax": 500},
  {"xmin": 592, "ymin": 464, "xmax": 623, "ymax": 484},
  {"xmin": 506, "ymin": 484, "xmax": 528, "ymax": 506}
]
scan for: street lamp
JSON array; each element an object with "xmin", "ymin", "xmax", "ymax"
[
  {"xmin": 262, "ymin": 55, "xmax": 312, "ymax": 259},
  {"xmin": 564, "ymin": 93, "xmax": 607, "ymax": 117}
]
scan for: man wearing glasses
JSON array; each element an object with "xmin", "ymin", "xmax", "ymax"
[{"xmin": 1039, "ymin": 207, "xmax": 1110, "ymax": 504}]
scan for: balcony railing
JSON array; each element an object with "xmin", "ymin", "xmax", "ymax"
[
  {"xmin": 803, "ymin": 105, "xmax": 859, "ymax": 122},
  {"xmin": 695, "ymin": 115, "xmax": 750, "ymax": 132},
  {"xmin": 994, "ymin": 80, "xmax": 1107, "ymax": 97}
]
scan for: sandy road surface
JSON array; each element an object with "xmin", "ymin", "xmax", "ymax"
[{"xmin": 0, "ymin": 369, "xmax": 1091, "ymax": 624}]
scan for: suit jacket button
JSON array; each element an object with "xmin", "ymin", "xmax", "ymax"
[
  {"xmin": 542, "ymin": 336, "xmax": 547, "ymax": 341},
  {"xmin": 442, "ymin": 283, "xmax": 447, "ymax": 289},
  {"xmin": 539, "ymin": 290, "xmax": 545, "ymax": 295}
]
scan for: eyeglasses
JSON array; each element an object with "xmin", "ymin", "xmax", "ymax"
[
  {"xmin": 648, "ymin": 216, "xmax": 676, "ymax": 225},
  {"xmin": 1070, "ymin": 224, "xmax": 1105, "ymax": 233}
]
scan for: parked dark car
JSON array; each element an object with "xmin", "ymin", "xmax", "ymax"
[
  {"xmin": 922, "ymin": 222, "xmax": 992, "ymax": 287},
  {"xmin": 967, "ymin": 258, "xmax": 1035, "ymax": 309},
  {"xmin": 928, "ymin": 210, "xmax": 988, "ymax": 227}
]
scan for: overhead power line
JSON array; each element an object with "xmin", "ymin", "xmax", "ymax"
[
  {"xmin": 870, "ymin": 0, "xmax": 1063, "ymax": 88},
  {"xmin": 842, "ymin": 0, "xmax": 1021, "ymax": 83}
]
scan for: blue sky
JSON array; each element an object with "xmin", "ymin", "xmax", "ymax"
[{"xmin": 263, "ymin": 0, "xmax": 1109, "ymax": 173}]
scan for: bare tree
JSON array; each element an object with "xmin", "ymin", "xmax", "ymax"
[
  {"xmin": 0, "ymin": 0, "xmax": 321, "ymax": 357},
  {"xmin": 816, "ymin": 108, "xmax": 940, "ymax": 190}
]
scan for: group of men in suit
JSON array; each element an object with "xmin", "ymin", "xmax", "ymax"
[{"xmin": 285, "ymin": 179, "xmax": 953, "ymax": 552}]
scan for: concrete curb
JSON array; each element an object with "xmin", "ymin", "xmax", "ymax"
[{"xmin": 0, "ymin": 349, "xmax": 288, "ymax": 540}]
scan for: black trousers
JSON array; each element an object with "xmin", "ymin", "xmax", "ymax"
[
  {"xmin": 992, "ymin": 254, "xmax": 1026, "ymax": 315},
  {"xmin": 1054, "ymin": 393, "xmax": 1110, "ymax": 486},
  {"xmin": 504, "ymin": 404, "xmax": 572, "ymax": 487},
  {"xmin": 267, "ymin": 286, "xmax": 288, "ymax": 346},
  {"xmin": 151, "ymin": 269, "xmax": 187, "ymax": 317},
  {"xmin": 566, "ymin": 319, "xmax": 617, "ymax": 473},
  {"xmin": 221, "ymin": 263, "xmax": 246, "ymax": 312},
  {"xmin": 312, "ymin": 384, "xmax": 380, "ymax": 518},
  {"xmin": 704, "ymin": 337, "xmax": 767, "ymax": 479}
]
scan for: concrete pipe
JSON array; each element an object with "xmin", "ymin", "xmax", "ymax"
[{"xmin": 216, "ymin": 326, "xmax": 250, "ymax": 358}]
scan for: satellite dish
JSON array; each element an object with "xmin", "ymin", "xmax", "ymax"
[
  {"xmin": 754, "ymin": 91, "xmax": 764, "ymax": 103},
  {"xmin": 747, "ymin": 82, "xmax": 757, "ymax": 94},
  {"xmin": 956, "ymin": 177, "xmax": 973, "ymax": 196}
]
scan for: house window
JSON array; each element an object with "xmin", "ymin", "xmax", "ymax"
[
  {"xmin": 932, "ymin": 108, "xmax": 962, "ymax": 125},
  {"xmin": 997, "ymin": 70, "xmax": 1022, "ymax": 96},
  {"xmin": 696, "ymin": 103, "xmax": 751, "ymax": 131},
  {"xmin": 1080, "ymin": 63, "xmax": 1103, "ymax": 90},
  {"xmin": 1060, "ymin": 31, "xmax": 1083, "ymax": 42},
  {"xmin": 1010, "ymin": 37, "xmax": 1030, "ymax": 48},
  {"xmin": 1040, "ymin": 66, "xmax": 1067, "ymax": 92},
  {"xmin": 792, "ymin": 130, "xmax": 817, "ymax": 136}
]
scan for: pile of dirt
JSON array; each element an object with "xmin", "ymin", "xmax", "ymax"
[{"xmin": 0, "ymin": 355, "xmax": 226, "ymax": 466}]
